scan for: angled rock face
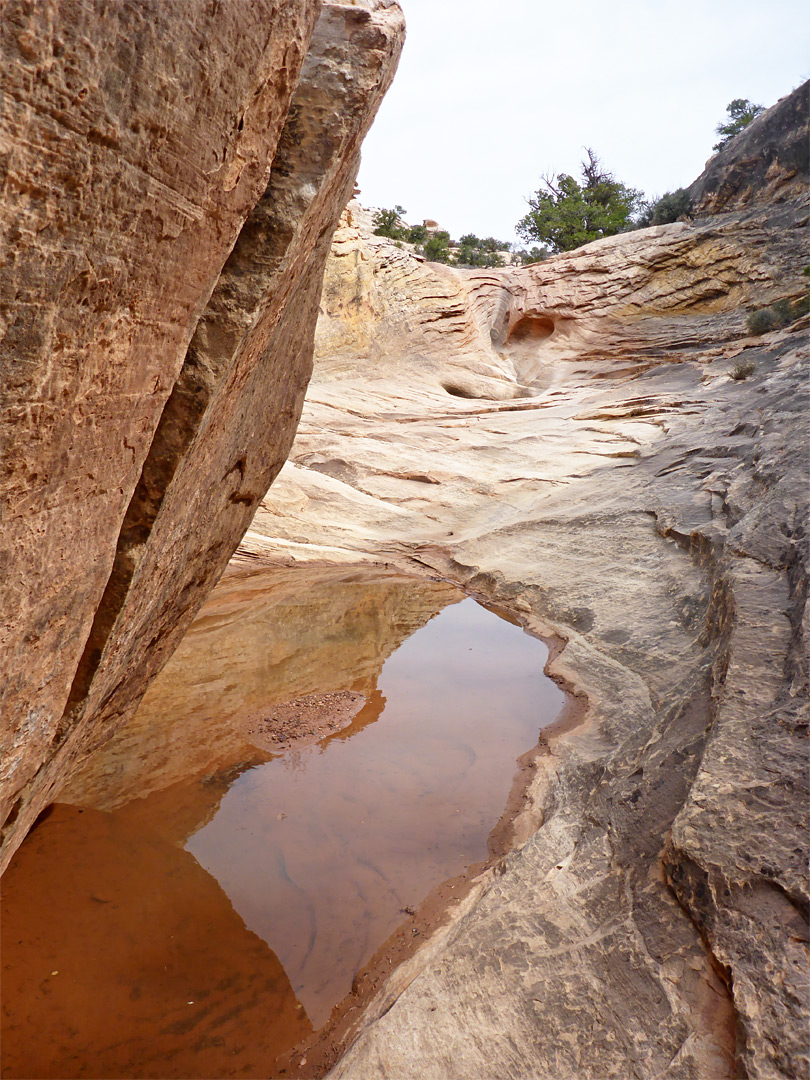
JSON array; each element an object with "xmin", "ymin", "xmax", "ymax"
[
  {"xmin": 240, "ymin": 83, "xmax": 809, "ymax": 1080},
  {"xmin": 689, "ymin": 80, "xmax": 809, "ymax": 213},
  {"xmin": 0, "ymin": 0, "xmax": 404, "ymax": 871}
]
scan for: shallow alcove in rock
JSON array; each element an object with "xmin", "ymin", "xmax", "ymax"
[
  {"xmin": 507, "ymin": 313, "xmax": 556, "ymax": 345},
  {"xmin": 441, "ymin": 381, "xmax": 482, "ymax": 399}
]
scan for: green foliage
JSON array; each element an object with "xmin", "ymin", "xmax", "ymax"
[
  {"xmin": 515, "ymin": 246, "xmax": 550, "ymax": 265},
  {"xmin": 746, "ymin": 291, "xmax": 810, "ymax": 335},
  {"xmin": 713, "ymin": 98, "xmax": 764, "ymax": 152},
  {"xmin": 372, "ymin": 205, "xmax": 408, "ymax": 239},
  {"xmin": 453, "ymin": 233, "xmax": 508, "ymax": 268},
  {"xmin": 746, "ymin": 308, "xmax": 777, "ymax": 335},
  {"xmin": 637, "ymin": 188, "xmax": 693, "ymax": 227},
  {"xmin": 420, "ymin": 230, "xmax": 453, "ymax": 263},
  {"xmin": 406, "ymin": 224, "xmax": 428, "ymax": 244},
  {"xmin": 517, "ymin": 149, "xmax": 644, "ymax": 253},
  {"xmin": 771, "ymin": 298, "xmax": 795, "ymax": 324},
  {"xmin": 730, "ymin": 358, "xmax": 756, "ymax": 381}
]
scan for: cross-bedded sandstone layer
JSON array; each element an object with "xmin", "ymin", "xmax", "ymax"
[
  {"xmin": 240, "ymin": 84, "xmax": 809, "ymax": 1080},
  {"xmin": 0, "ymin": 0, "xmax": 405, "ymax": 872}
]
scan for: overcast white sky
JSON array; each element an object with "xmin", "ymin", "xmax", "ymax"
[{"xmin": 357, "ymin": 0, "xmax": 810, "ymax": 245}]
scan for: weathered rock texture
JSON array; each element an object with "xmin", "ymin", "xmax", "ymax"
[
  {"xmin": 236, "ymin": 83, "xmax": 809, "ymax": 1080},
  {"xmin": 0, "ymin": 0, "xmax": 405, "ymax": 871},
  {"xmin": 688, "ymin": 80, "xmax": 810, "ymax": 214}
]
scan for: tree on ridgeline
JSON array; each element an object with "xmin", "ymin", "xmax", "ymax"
[
  {"xmin": 514, "ymin": 245, "xmax": 550, "ymax": 264},
  {"xmin": 516, "ymin": 149, "xmax": 644, "ymax": 253},
  {"xmin": 713, "ymin": 98, "xmax": 764, "ymax": 151},
  {"xmin": 372, "ymin": 205, "xmax": 408, "ymax": 239},
  {"xmin": 406, "ymin": 223, "xmax": 429, "ymax": 244},
  {"xmin": 421, "ymin": 230, "xmax": 453, "ymax": 263},
  {"xmin": 453, "ymin": 234, "xmax": 508, "ymax": 268},
  {"xmin": 636, "ymin": 188, "xmax": 693, "ymax": 227}
]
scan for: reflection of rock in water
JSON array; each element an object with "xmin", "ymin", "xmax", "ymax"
[
  {"xmin": 1, "ymin": 802, "xmax": 313, "ymax": 1080},
  {"xmin": 60, "ymin": 568, "xmax": 461, "ymax": 812},
  {"xmin": 7, "ymin": 591, "xmax": 562, "ymax": 1079}
]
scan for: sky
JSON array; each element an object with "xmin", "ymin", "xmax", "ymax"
[{"xmin": 356, "ymin": 0, "xmax": 810, "ymax": 246}]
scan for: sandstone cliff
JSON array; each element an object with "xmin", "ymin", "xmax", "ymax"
[
  {"xmin": 0, "ymin": 0, "xmax": 405, "ymax": 871},
  {"xmin": 240, "ymin": 82, "xmax": 809, "ymax": 1080}
]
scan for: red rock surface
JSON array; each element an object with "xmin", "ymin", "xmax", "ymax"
[{"xmin": 0, "ymin": 0, "xmax": 405, "ymax": 871}]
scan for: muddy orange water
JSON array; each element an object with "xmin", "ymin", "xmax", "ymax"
[{"xmin": 1, "ymin": 568, "xmax": 564, "ymax": 1079}]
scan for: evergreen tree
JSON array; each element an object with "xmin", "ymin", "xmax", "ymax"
[
  {"xmin": 372, "ymin": 205, "xmax": 407, "ymax": 239},
  {"xmin": 406, "ymin": 223, "xmax": 428, "ymax": 244},
  {"xmin": 453, "ymin": 234, "xmax": 508, "ymax": 268},
  {"xmin": 421, "ymin": 231, "xmax": 452, "ymax": 263},
  {"xmin": 636, "ymin": 188, "xmax": 692, "ymax": 227},
  {"xmin": 517, "ymin": 150, "xmax": 643, "ymax": 253},
  {"xmin": 713, "ymin": 99, "xmax": 764, "ymax": 151}
]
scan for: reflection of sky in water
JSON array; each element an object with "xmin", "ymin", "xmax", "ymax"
[{"xmin": 187, "ymin": 598, "xmax": 564, "ymax": 1027}]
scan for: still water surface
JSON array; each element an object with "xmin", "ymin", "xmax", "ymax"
[{"xmin": 2, "ymin": 570, "xmax": 564, "ymax": 1079}]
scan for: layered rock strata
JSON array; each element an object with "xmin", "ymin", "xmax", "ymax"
[
  {"xmin": 0, "ymin": 0, "xmax": 404, "ymax": 871},
  {"xmin": 238, "ymin": 84, "xmax": 809, "ymax": 1080}
]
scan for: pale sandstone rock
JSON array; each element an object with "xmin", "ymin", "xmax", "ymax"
[
  {"xmin": 315, "ymin": 214, "xmax": 532, "ymax": 400},
  {"xmin": 0, "ymin": 0, "xmax": 405, "ymax": 871},
  {"xmin": 237, "ymin": 83, "xmax": 809, "ymax": 1080}
]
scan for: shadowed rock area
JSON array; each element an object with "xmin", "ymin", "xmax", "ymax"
[
  {"xmin": 0, "ymin": 0, "xmax": 405, "ymax": 871},
  {"xmin": 237, "ymin": 82, "xmax": 809, "ymax": 1080}
]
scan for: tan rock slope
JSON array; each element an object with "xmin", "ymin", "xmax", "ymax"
[
  {"xmin": 240, "ymin": 83, "xmax": 809, "ymax": 1080},
  {"xmin": 0, "ymin": 0, "xmax": 405, "ymax": 871}
]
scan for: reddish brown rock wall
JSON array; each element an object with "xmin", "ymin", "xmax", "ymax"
[{"xmin": 0, "ymin": 0, "xmax": 405, "ymax": 871}]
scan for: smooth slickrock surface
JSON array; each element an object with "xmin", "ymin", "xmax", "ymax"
[
  {"xmin": 236, "ymin": 84, "xmax": 809, "ymax": 1080},
  {"xmin": 0, "ymin": 0, "xmax": 405, "ymax": 870}
]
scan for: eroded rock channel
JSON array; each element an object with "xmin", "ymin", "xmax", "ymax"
[
  {"xmin": 1, "ymin": 567, "xmax": 565, "ymax": 1079},
  {"xmin": 1, "ymin": 5, "xmax": 807, "ymax": 1076}
]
